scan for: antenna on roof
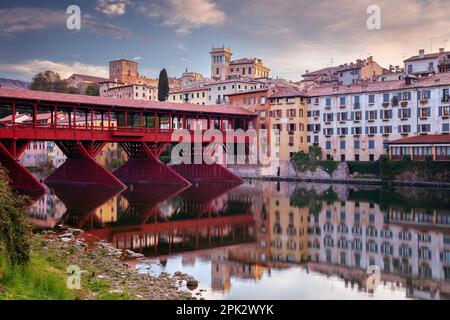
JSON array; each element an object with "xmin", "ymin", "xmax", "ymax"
[
  {"xmin": 444, "ymin": 40, "xmax": 448, "ymax": 51},
  {"xmin": 330, "ymin": 57, "xmax": 334, "ymax": 67},
  {"xmin": 431, "ymin": 37, "xmax": 437, "ymax": 52}
]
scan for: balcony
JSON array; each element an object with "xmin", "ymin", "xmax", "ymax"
[
  {"xmin": 419, "ymin": 99, "xmax": 429, "ymax": 105},
  {"xmin": 442, "ymin": 96, "xmax": 450, "ymax": 103},
  {"xmin": 401, "ymin": 101, "xmax": 409, "ymax": 108},
  {"xmin": 382, "ymin": 102, "xmax": 390, "ymax": 108}
]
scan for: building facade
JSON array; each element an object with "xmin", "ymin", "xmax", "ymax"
[
  {"xmin": 168, "ymin": 86, "xmax": 209, "ymax": 105},
  {"xmin": 210, "ymin": 46, "xmax": 270, "ymax": 81},
  {"xmin": 306, "ymin": 73, "xmax": 450, "ymax": 161},
  {"xmin": 404, "ymin": 48, "xmax": 450, "ymax": 77}
]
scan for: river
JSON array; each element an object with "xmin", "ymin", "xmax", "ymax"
[{"xmin": 25, "ymin": 179, "xmax": 450, "ymax": 300}]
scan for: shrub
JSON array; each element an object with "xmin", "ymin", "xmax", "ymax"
[
  {"xmin": 0, "ymin": 165, "xmax": 32, "ymax": 265},
  {"xmin": 347, "ymin": 161, "xmax": 379, "ymax": 176}
]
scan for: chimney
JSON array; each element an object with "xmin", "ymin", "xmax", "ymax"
[
  {"xmin": 419, "ymin": 49, "xmax": 425, "ymax": 58},
  {"xmin": 439, "ymin": 48, "xmax": 445, "ymax": 53}
]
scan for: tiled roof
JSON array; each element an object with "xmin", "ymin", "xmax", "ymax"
[
  {"xmin": 404, "ymin": 51, "xmax": 450, "ymax": 62},
  {"xmin": 226, "ymin": 88, "xmax": 268, "ymax": 96},
  {"xmin": 306, "ymin": 72, "xmax": 450, "ymax": 97},
  {"xmin": 388, "ymin": 134, "xmax": 450, "ymax": 145},
  {"xmin": 230, "ymin": 58, "xmax": 255, "ymax": 65},
  {"xmin": 69, "ymin": 74, "xmax": 109, "ymax": 83},
  {"xmin": 269, "ymin": 86, "xmax": 305, "ymax": 98},
  {"xmin": 0, "ymin": 88, "xmax": 256, "ymax": 117},
  {"xmin": 170, "ymin": 86, "xmax": 209, "ymax": 94}
]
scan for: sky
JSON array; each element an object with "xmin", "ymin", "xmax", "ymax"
[{"xmin": 1, "ymin": 0, "xmax": 450, "ymax": 82}]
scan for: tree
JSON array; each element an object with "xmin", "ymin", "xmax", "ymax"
[
  {"xmin": 85, "ymin": 85, "xmax": 99, "ymax": 96},
  {"xmin": 29, "ymin": 70, "xmax": 69, "ymax": 93},
  {"xmin": 0, "ymin": 165, "xmax": 31, "ymax": 265},
  {"xmin": 309, "ymin": 146, "xmax": 322, "ymax": 161},
  {"xmin": 158, "ymin": 68, "xmax": 170, "ymax": 101}
]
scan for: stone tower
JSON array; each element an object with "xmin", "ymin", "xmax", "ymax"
[
  {"xmin": 210, "ymin": 46, "xmax": 232, "ymax": 81},
  {"xmin": 109, "ymin": 59, "xmax": 139, "ymax": 84}
]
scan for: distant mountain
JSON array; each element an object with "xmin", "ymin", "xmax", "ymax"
[{"xmin": 0, "ymin": 78, "xmax": 30, "ymax": 90}]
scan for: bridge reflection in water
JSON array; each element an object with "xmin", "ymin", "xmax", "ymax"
[{"xmin": 27, "ymin": 181, "xmax": 450, "ymax": 300}]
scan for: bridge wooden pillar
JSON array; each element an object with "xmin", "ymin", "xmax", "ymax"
[
  {"xmin": 114, "ymin": 142, "xmax": 190, "ymax": 186},
  {"xmin": 170, "ymin": 143, "xmax": 243, "ymax": 184},
  {"xmin": 45, "ymin": 141, "xmax": 126, "ymax": 188},
  {"xmin": 0, "ymin": 139, "xmax": 46, "ymax": 191}
]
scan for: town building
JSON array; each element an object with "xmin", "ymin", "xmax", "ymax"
[
  {"xmin": 269, "ymin": 87, "xmax": 309, "ymax": 168},
  {"xmin": 101, "ymin": 82, "xmax": 158, "ymax": 101},
  {"xmin": 180, "ymin": 69, "xmax": 207, "ymax": 87},
  {"xmin": 169, "ymin": 86, "xmax": 209, "ymax": 105},
  {"xmin": 404, "ymin": 48, "xmax": 450, "ymax": 77},
  {"xmin": 388, "ymin": 134, "xmax": 450, "ymax": 161},
  {"xmin": 306, "ymin": 73, "xmax": 450, "ymax": 161},
  {"xmin": 210, "ymin": 46, "xmax": 270, "ymax": 81},
  {"xmin": 207, "ymin": 79, "xmax": 265, "ymax": 105},
  {"xmin": 66, "ymin": 74, "xmax": 108, "ymax": 94},
  {"xmin": 301, "ymin": 57, "xmax": 385, "ymax": 86}
]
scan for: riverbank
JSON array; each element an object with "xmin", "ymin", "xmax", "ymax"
[
  {"xmin": 243, "ymin": 175, "xmax": 450, "ymax": 189},
  {"xmin": 0, "ymin": 228, "xmax": 195, "ymax": 300}
]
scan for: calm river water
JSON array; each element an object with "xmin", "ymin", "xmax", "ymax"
[{"xmin": 25, "ymin": 179, "xmax": 450, "ymax": 300}]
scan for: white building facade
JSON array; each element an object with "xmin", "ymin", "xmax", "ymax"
[{"xmin": 306, "ymin": 74, "xmax": 450, "ymax": 161}]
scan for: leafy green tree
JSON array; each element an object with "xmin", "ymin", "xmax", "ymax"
[
  {"xmin": 0, "ymin": 165, "xmax": 31, "ymax": 265},
  {"xmin": 85, "ymin": 85, "xmax": 99, "ymax": 96},
  {"xmin": 158, "ymin": 68, "xmax": 170, "ymax": 101},
  {"xmin": 29, "ymin": 70, "xmax": 69, "ymax": 93},
  {"xmin": 309, "ymin": 146, "xmax": 322, "ymax": 161}
]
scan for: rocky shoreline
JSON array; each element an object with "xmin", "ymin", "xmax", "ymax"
[{"xmin": 32, "ymin": 227, "xmax": 200, "ymax": 300}]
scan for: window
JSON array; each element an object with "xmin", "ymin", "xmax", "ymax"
[
  {"xmin": 354, "ymin": 140, "xmax": 360, "ymax": 150},
  {"xmin": 368, "ymin": 95, "xmax": 375, "ymax": 104},
  {"xmin": 326, "ymin": 141, "xmax": 332, "ymax": 150},
  {"xmin": 420, "ymin": 107, "xmax": 431, "ymax": 118},
  {"xmin": 369, "ymin": 140, "xmax": 375, "ymax": 149},
  {"xmin": 383, "ymin": 93, "xmax": 390, "ymax": 103},
  {"xmin": 439, "ymin": 106, "xmax": 450, "ymax": 117},
  {"xmin": 340, "ymin": 140, "xmax": 346, "ymax": 150},
  {"xmin": 340, "ymin": 96, "xmax": 346, "ymax": 106},
  {"xmin": 325, "ymin": 98, "xmax": 332, "ymax": 107}
]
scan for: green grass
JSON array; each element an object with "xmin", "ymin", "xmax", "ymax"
[
  {"xmin": 86, "ymin": 279, "xmax": 133, "ymax": 300},
  {"xmin": 0, "ymin": 250, "xmax": 75, "ymax": 300}
]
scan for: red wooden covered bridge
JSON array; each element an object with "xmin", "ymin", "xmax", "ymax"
[{"xmin": 0, "ymin": 88, "xmax": 256, "ymax": 191}]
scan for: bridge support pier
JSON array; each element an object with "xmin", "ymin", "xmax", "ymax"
[
  {"xmin": 170, "ymin": 144, "xmax": 243, "ymax": 184},
  {"xmin": 0, "ymin": 139, "xmax": 46, "ymax": 191},
  {"xmin": 114, "ymin": 142, "xmax": 190, "ymax": 186},
  {"xmin": 45, "ymin": 141, "xmax": 126, "ymax": 188}
]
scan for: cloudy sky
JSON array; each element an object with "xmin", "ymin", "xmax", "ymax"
[{"xmin": 1, "ymin": 0, "xmax": 450, "ymax": 82}]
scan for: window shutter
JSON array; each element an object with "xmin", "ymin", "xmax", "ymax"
[
  {"xmin": 365, "ymin": 111, "xmax": 368, "ymax": 120},
  {"xmin": 439, "ymin": 107, "xmax": 442, "ymax": 116}
]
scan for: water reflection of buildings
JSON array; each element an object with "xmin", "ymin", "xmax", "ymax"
[
  {"xmin": 28, "ymin": 191, "xmax": 66, "ymax": 228},
  {"xmin": 26, "ymin": 180, "xmax": 450, "ymax": 299}
]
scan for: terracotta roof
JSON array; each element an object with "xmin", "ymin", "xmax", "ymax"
[
  {"xmin": 306, "ymin": 72, "xmax": 450, "ymax": 97},
  {"xmin": 0, "ymin": 88, "xmax": 256, "ymax": 117},
  {"xmin": 69, "ymin": 74, "xmax": 109, "ymax": 83},
  {"xmin": 270, "ymin": 86, "xmax": 305, "ymax": 98},
  {"xmin": 170, "ymin": 86, "xmax": 209, "ymax": 94},
  {"xmin": 404, "ymin": 51, "xmax": 450, "ymax": 62},
  {"xmin": 388, "ymin": 134, "xmax": 450, "ymax": 145},
  {"xmin": 230, "ymin": 58, "xmax": 255, "ymax": 65},
  {"xmin": 225, "ymin": 88, "xmax": 268, "ymax": 96}
]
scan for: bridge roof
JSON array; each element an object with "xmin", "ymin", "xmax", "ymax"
[{"xmin": 0, "ymin": 88, "xmax": 255, "ymax": 117}]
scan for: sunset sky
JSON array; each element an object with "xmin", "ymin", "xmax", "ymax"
[{"xmin": 1, "ymin": 0, "xmax": 450, "ymax": 81}]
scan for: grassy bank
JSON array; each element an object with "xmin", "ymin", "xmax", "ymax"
[{"xmin": 0, "ymin": 250, "xmax": 75, "ymax": 300}]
